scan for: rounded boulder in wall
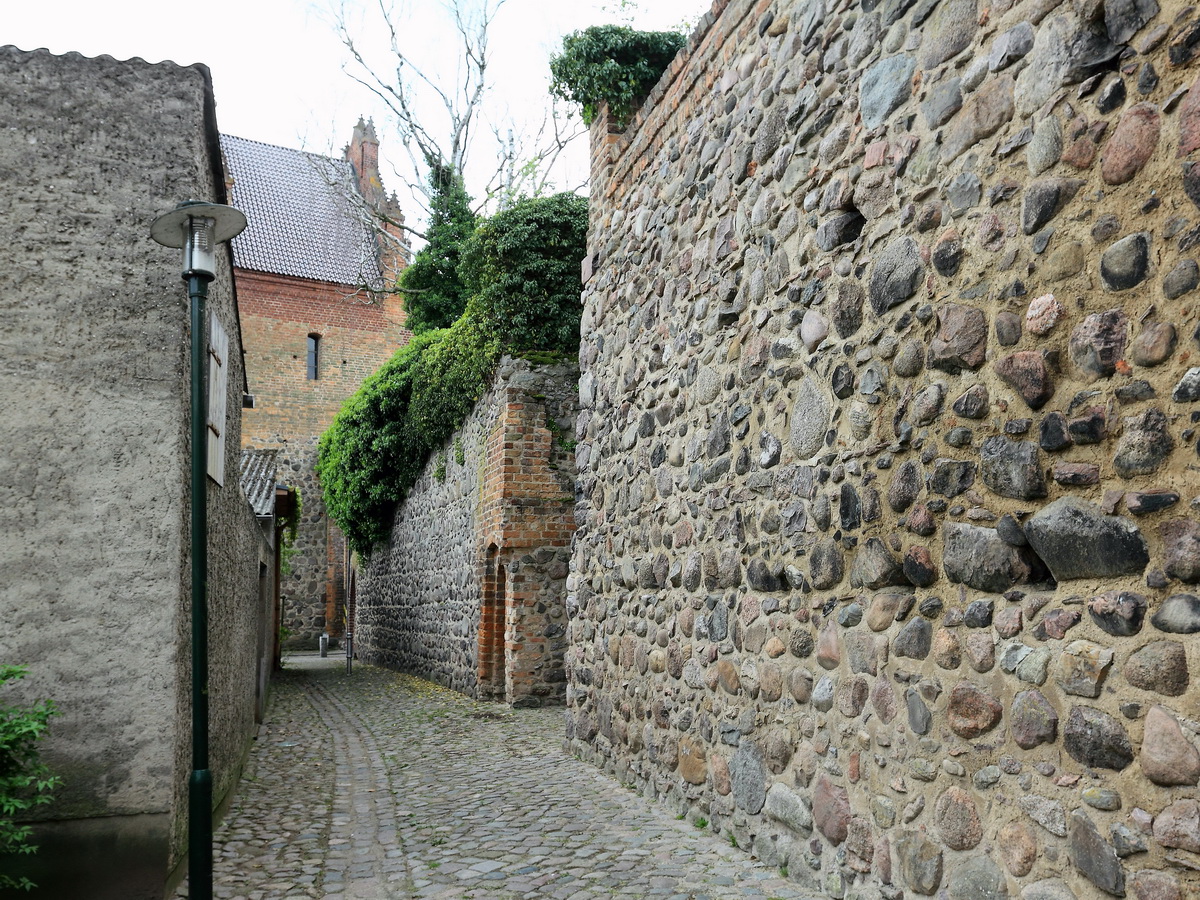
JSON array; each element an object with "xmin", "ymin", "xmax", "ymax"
[{"xmin": 789, "ymin": 375, "xmax": 830, "ymax": 460}]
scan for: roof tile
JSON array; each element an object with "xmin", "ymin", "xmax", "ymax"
[
  {"xmin": 221, "ymin": 134, "xmax": 383, "ymax": 287},
  {"xmin": 240, "ymin": 448, "xmax": 279, "ymax": 519}
]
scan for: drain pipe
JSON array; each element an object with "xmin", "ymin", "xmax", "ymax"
[{"xmin": 345, "ymin": 631, "xmax": 353, "ymax": 675}]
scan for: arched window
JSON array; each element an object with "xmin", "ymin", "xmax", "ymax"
[
  {"xmin": 306, "ymin": 334, "xmax": 321, "ymax": 380},
  {"xmin": 479, "ymin": 544, "xmax": 506, "ymax": 699}
]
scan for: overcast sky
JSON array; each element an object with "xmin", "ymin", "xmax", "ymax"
[{"xmin": 7, "ymin": 0, "xmax": 707, "ymax": 224}]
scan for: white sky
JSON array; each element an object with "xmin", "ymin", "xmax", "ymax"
[{"xmin": 6, "ymin": 0, "xmax": 708, "ymax": 227}]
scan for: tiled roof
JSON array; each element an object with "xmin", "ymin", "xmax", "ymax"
[
  {"xmin": 221, "ymin": 134, "xmax": 383, "ymax": 288},
  {"xmin": 240, "ymin": 448, "xmax": 279, "ymax": 519}
]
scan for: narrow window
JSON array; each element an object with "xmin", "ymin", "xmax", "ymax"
[{"xmin": 306, "ymin": 334, "xmax": 320, "ymax": 380}]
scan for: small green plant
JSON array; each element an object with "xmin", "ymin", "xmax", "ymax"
[
  {"xmin": 454, "ymin": 437, "xmax": 465, "ymax": 466},
  {"xmin": 692, "ymin": 816, "xmax": 707, "ymax": 829},
  {"xmin": 543, "ymin": 411, "xmax": 578, "ymax": 458},
  {"xmin": 728, "ymin": 833, "xmax": 738, "ymax": 848},
  {"xmin": 779, "ymin": 865, "xmax": 789, "ymax": 879},
  {"xmin": 0, "ymin": 665, "xmax": 60, "ymax": 891},
  {"xmin": 675, "ymin": 812, "xmax": 685, "ymax": 820},
  {"xmin": 550, "ymin": 25, "xmax": 687, "ymax": 127},
  {"xmin": 433, "ymin": 451, "xmax": 448, "ymax": 482},
  {"xmin": 277, "ymin": 488, "xmax": 302, "ymax": 576}
]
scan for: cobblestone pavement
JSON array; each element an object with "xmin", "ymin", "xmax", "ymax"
[{"xmin": 178, "ymin": 653, "xmax": 814, "ymax": 900}]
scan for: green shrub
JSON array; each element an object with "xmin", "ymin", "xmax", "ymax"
[
  {"xmin": 317, "ymin": 322, "xmax": 498, "ymax": 556},
  {"xmin": 319, "ymin": 330, "xmax": 447, "ymax": 555},
  {"xmin": 0, "ymin": 666, "xmax": 59, "ymax": 891},
  {"xmin": 461, "ymin": 192, "xmax": 588, "ymax": 355},
  {"xmin": 550, "ymin": 25, "xmax": 686, "ymax": 127}
]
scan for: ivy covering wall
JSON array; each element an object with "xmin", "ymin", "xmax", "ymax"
[
  {"xmin": 317, "ymin": 192, "xmax": 588, "ymax": 555},
  {"xmin": 550, "ymin": 25, "xmax": 687, "ymax": 128}
]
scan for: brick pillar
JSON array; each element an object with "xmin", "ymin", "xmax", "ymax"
[{"xmin": 477, "ymin": 384, "xmax": 577, "ymax": 706}]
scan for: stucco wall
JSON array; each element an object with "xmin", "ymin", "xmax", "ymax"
[
  {"xmin": 0, "ymin": 45, "xmax": 269, "ymax": 896},
  {"xmin": 356, "ymin": 357, "xmax": 578, "ymax": 705},
  {"xmin": 570, "ymin": 1, "xmax": 1200, "ymax": 898}
]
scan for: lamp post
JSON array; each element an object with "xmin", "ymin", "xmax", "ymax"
[{"xmin": 150, "ymin": 200, "xmax": 247, "ymax": 900}]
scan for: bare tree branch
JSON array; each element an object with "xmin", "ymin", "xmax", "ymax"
[
  {"xmin": 484, "ymin": 98, "xmax": 588, "ymax": 209},
  {"xmin": 332, "ymin": 0, "xmax": 586, "ymax": 220},
  {"xmin": 334, "ymin": 0, "xmax": 508, "ymax": 195}
]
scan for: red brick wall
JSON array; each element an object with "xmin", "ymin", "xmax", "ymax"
[
  {"xmin": 237, "ymin": 267, "xmax": 410, "ymax": 643},
  {"xmin": 477, "ymin": 392, "xmax": 577, "ymax": 705}
]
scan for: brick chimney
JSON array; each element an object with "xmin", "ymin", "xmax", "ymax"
[
  {"xmin": 345, "ymin": 117, "xmax": 410, "ymax": 279},
  {"xmin": 347, "ymin": 116, "xmax": 383, "ymax": 206}
]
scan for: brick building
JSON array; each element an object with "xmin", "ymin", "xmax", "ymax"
[{"xmin": 222, "ymin": 121, "xmax": 410, "ymax": 646}]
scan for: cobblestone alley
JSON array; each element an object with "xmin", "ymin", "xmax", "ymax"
[{"xmin": 179, "ymin": 654, "xmax": 813, "ymax": 900}]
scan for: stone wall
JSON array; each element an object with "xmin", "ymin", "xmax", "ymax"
[
  {"xmin": 0, "ymin": 46, "xmax": 272, "ymax": 897},
  {"xmin": 356, "ymin": 357, "xmax": 578, "ymax": 706},
  {"xmin": 569, "ymin": 1, "xmax": 1200, "ymax": 897}
]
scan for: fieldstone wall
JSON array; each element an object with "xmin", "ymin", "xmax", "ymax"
[
  {"xmin": 356, "ymin": 357, "xmax": 578, "ymax": 705},
  {"xmin": 274, "ymin": 441, "xmax": 336, "ymax": 643},
  {"xmin": 569, "ymin": 1, "xmax": 1200, "ymax": 897}
]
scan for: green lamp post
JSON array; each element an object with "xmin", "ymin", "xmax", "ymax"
[{"xmin": 150, "ymin": 200, "xmax": 247, "ymax": 900}]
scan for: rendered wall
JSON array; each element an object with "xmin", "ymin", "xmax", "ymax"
[
  {"xmin": 569, "ymin": 1, "xmax": 1200, "ymax": 898},
  {"xmin": 356, "ymin": 357, "xmax": 577, "ymax": 706},
  {"xmin": 238, "ymin": 269, "xmax": 409, "ymax": 645},
  {"xmin": 0, "ymin": 46, "xmax": 270, "ymax": 897}
]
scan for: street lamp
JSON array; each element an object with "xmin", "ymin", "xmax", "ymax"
[{"xmin": 150, "ymin": 200, "xmax": 247, "ymax": 900}]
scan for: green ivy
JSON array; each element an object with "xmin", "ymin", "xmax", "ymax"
[
  {"xmin": 317, "ymin": 325, "xmax": 496, "ymax": 555},
  {"xmin": 0, "ymin": 666, "xmax": 59, "ymax": 891},
  {"xmin": 317, "ymin": 193, "xmax": 587, "ymax": 556},
  {"xmin": 461, "ymin": 193, "xmax": 588, "ymax": 355},
  {"xmin": 550, "ymin": 25, "xmax": 687, "ymax": 127}
]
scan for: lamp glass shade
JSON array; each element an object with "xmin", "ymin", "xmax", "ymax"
[
  {"xmin": 183, "ymin": 216, "xmax": 217, "ymax": 279},
  {"xmin": 150, "ymin": 201, "xmax": 248, "ymax": 279}
]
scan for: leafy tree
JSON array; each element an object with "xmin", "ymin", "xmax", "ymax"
[
  {"xmin": 0, "ymin": 665, "xmax": 58, "ymax": 891},
  {"xmin": 462, "ymin": 192, "xmax": 588, "ymax": 354},
  {"xmin": 399, "ymin": 160, "xmax": 478, "ymax": 333},
  {"xmin": 550, "ymin": 25, "xmax": 687, "ymax": 127}
]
